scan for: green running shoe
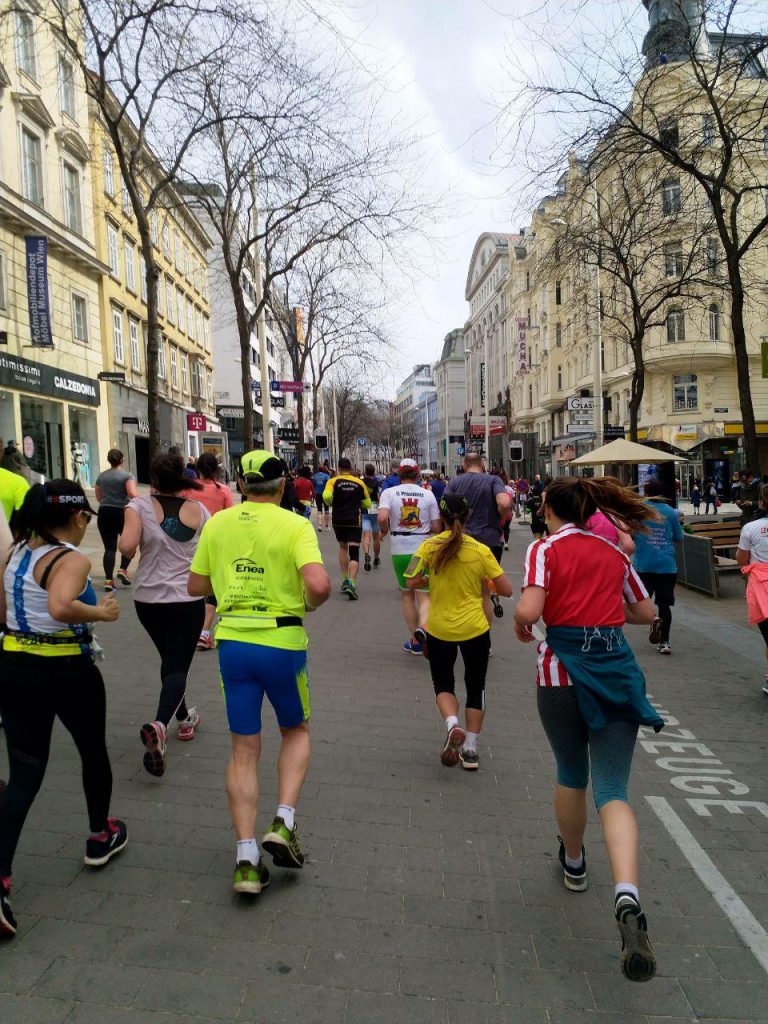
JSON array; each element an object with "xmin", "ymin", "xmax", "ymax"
[
  {"xmin": 233, "ymin": 860, "xmax": 270, "ymax": 895},
  {"xmin": 262, "ymin": 817, "xmax": 305, "ymax": 869}
]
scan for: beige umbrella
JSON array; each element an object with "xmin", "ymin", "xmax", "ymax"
[{"xmin": 570, "ymin": 438, "xmax": 686, "ymax": 466}]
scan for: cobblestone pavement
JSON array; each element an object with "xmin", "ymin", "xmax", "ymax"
[{"xmin": 2, "ymin": 517, "xmax": 768, "ymax": 1023}]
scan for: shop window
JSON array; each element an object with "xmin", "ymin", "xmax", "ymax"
[
  {"xmin": 709, "ymin": 303, "xmax": 721, "ymax": 342},
  {"xmin": 71, "ymin": 293, "xmax": 88, "ymax": 343},
  {"xmin": 673, "ymin": 373, "xmax": 697, "ymax": 411}
]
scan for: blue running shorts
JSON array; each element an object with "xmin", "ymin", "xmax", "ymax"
[{"xmin": 217, "ymin": 640, "xmax": 310, "ymax": 735}]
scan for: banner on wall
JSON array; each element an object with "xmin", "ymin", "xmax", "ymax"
[
  {"xmin": 25, "ymin": 236, "xmax": 53, "ymax": 348},
  {"xmin": 517, "ymin": 317, "xmax": 529, "ymax": 376}
]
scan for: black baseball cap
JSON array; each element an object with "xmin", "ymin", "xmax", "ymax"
[{"xmin": 439, "ymin": 493, "xmax": 469, "ymax": 518}]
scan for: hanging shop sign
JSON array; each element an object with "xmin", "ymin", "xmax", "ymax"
[
  {"xmin": 480, "ymin": 362, "xmax": 487, "ymax": 409},
  {"xmin": 25, "ymin": 236, "xmax": 53, "ymax": 347},
  {"xmin": 0, "ymin": 353, "xmax": 100, "ymax": 406},
  {"xmin": 517, "ymin": 317, "xmax": 529, "ymax": 376},
  {"xmin": 469, "ymin": 416, "xmax": 507, "ymax": 437}
]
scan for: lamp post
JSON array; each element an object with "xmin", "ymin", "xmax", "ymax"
[
  {"xmin": 443, "ymin": 363, "xmax": 450, "ymax": 475},
  {"xmin": 483, "ymin": 325, "xmax": 490, "ymax": 466},
  {"xmin": 591, "ymin": 179, "xmax": 604, "ymax": 474}
]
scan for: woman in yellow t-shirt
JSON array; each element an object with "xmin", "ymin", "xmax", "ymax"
[{"xmin": 405, "ymin": 493, "xmax": 513, "ymax": 771}]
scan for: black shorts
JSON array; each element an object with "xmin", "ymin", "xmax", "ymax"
[
  {"xmin": 334, "ymin": 525, "xmax": 362, "ymax": 545},
  {"xmin": 315, "ymin": 494, "xmax": 327, "ymax": 512},
  {"xmin": 489, "ymin": 545, "xmax": 503, "ymax": 565},
  {"xmin": 639, "ymin": 572, "xmax": 677, "ymax": 606}
]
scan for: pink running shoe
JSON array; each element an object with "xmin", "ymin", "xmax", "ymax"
[
  {"xmin": 197, "ymin": 633, "xmax": 215, "ymax": 650},
  {"xmin": 140, "ymin": 721, "xmax": 167, "ymax": 776},
  {"xmin": 176, "ymin": 707, "xmax": 201, "ymax": 742}
]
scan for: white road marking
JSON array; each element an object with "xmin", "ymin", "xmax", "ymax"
[{"xmin": 646, "ymin": 796, "xmax": 768, "ymax": 978}]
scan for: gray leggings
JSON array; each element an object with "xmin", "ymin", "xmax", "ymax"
[{"xmin": 536, "ymin": 687, "xmax": 638, "ymax": 810}]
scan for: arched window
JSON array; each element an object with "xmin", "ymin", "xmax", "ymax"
[
  {"xmin": 709, "ymin": 303, "xmax": 721, "ymax": 342},
  {"xmin": 666, "ymin": 308, "xmax": 685, "ymax": 343},
  {"xmin": 557, "ymin": 365, "xmax": 563, "ymax": 390}
]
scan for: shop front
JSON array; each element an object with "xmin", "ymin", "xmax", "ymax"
[
  {"xmin": 108, "ymin": 384, "xmax": 199, "ymax": 483},
  {"xmin": 0, "ymin": 353, "xmax": 103, "ymax": 483}
]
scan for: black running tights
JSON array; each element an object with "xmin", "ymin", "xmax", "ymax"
[
  {"xmin": 96, "ymin": 506, "xmax": 131, "ymax": 581},
  {"xmin": 0, "ymin": 653, "xmax": 113, "ymax": 877},
  {"xmin": 134, "ymin": 600, "xmax": 205, "ymax": 726}
]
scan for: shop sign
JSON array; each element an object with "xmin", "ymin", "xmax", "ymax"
[
  {"xmin": 517, "ymin": 318, "xmax": 529, "ymax": 376},
  {"xmin": 714, "ymin": 407, "xmax": 728, "ymax": 414},
  {"xmin": 0, "ymin": 353, "xmax": 100, "ymax": 406},
  {"xmin": 566, "ymin": 424, "xmax": 593, "ymax": 435},
  {"xmin": 218, "ymin": 407, "xmax": 244, "ymax": 419},
  {"xmin": 187, "ymin": 413, "xmax": 207, "ymax": 432},
  {"xmin": 676, "ymin": 424, "xmax": 698, "ymax": 442},
  {"xmin": 480, "ymin": 362, "xmax": 486, "ymax": 409},
  {"xmin": 558, "ymin": 444, "xmax": 577, "ymax": 462},
  {"xmin": 201, "ymin": 433, "xmax": 225, "ymax": 457},
  {"xmin": 566, "ymin": 396, "xmax": 595, "ymax": 412},
  {"xmin": 25, "ymin": 236, "xmax": 53, "ymax": 348},
  {"xmin": 538, "ymin": 445, "xmax": 551, "ymax": 457},
  {"xmin": 449, "ymin": 434, "xmax": 465, "ymax": 444},
  {"xmin": 604, "ymin": 425, "xmax": 626, "ymax": 439},
  {"xmin": 98, "ymin": 371, "xmax": 126, "ymax": 383},
  {"xmin": 469, "ymin": 416, "xmax": 506, "ymax": 437}
]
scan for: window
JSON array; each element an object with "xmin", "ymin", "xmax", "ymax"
[
  {"xmin": 181, "ymin": 350, "xmax": 188, "ymax": 393},
  {"xmin": 170, "ymin": 346, "xmax": 178, "ymax": 389},
  {"xmin": 660, "ymin": 119, "xmax": 679, "ymax": 151},
  {"xmin": 673, "ymin": 373, "xmax": 697, "ymax": 411},
  {"xmin": 121, "ymin": 180, "xmax": 131, "ymax": 216},
  {"xmin": 62, "ymin": 163, "xmax": 82, "ymax": 233},
  {"xmin": 124, "ymin": 240, "xmax": 136, "ymax": 292},
  {"xmin": 158, "ymin": 339, "xmax": 167, "ymax": 380},
  {"xmin": 129, "ymin": 319, "xmax": 141, "ymax": 370},
  {"xmin": 193, "ymin": 261, "xmax": 199, "ymax": 292},
  {"xmin": 112, "ymin": 309, "xmax": 124, "ymax": 364},
  {"xmin": 557, "ymin": 365, "xmax": 563, "ymax": 390},
  {"xmin": 184, "ymin": 246, "xmax": 190, "ymax": 279},
  {"xmin": 139, "ymin": 253, "xmax": 147, "ymax": 301},
  {"xmin": 21, "ymin": 128, "xmax": 43, "ymax": 206},
  {"xmin": 0, "ymin": 251, "xmax": 6, "ymax": 310},
  {"xmin": 106, "ymin": 222, "xmax": 120, "ymax": 278},
  {"xmin": 662, "ymin": 178, "xmax": 682, "ymax": 216},
  {"xmin": 187, "ymin": 299, "xmax": 195, "ymax": 339},
  {"xmin": 764, "ymin": 127, "xmax": 768, "ymax": 157},
  {"xmin": 525, "ymin": 271, "xmax": 530, "ymax": 291},
  {"xmin": 702, "ymin": 114, "xmax": 714, "ymax": 147},
  {"xmin": 706, "ymin": 237, "xmax": 720, "ymax": 276},
  {"xmin": 176, "ymin": 289, "xmax": 185, "ymax": 332},
  {"xmin": 103, "ymin": 148, "xmax": 115, "ymax": 196},
  {"xmin": 202, "ymin": 271, "xmax": 208, "ymax": 301},
  {"xmin": 207, "ymin": 371, "xmax": 213, "ymax": 405},
  {"xmin": 165, "ymin": 280, "xmax": 175, "ymax": 323},
  {"xmin": 174, "ymin": 232, "xmax": 181, "ymax": 270},
  {"xmin": 666, "ymin": 308, "xmax": 686, "ymax": 343},
  {"xmin": 203, "ymin": 316, "xmax": 210, "ymax": 352},
  {"xmin": 58, "ymin": 56, "xmax": 76, "ymax": 118},
  {"xmin": 555, "ymin": 281, "xmax": 562, "ymax": 305},
  {"xmin": 71, "ymin": 293, "xmax": 87, "ymax": 343},
  {"xmin": 150, "ymin": 210, "xmax": 159, "ymax": 245},
  {"xmin": 162, "ymin": 221, "xmax": 171, "ymax": 259},
  {"xmin": 196, "ymin": 309, "xmax": 204, "ymax": 347},
  {"xmin": 709, "ymin": 303, "xmax": 721, "ymax": 342},
  {"xmin": 528, "ymin": 383, "xmax": 533, "ymax": 408},
  {"xmin": 664, "ymin": 241, "xmax": 683, "ymax": 276},
  {"xmin": 16, "ymin": 13, "xmax": 36, "ymax": 79},
  {"xmin": 555, "ymin": 322, "xmax": 562, "ymax": 347}
]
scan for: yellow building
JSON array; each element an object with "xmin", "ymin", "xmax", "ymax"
[
  {"xmin": 0, "ymin": 3, "xmax": 110, "ymax": 483},
  {"xmin": 89, "ymin": 110, "xmax": 216, "ymax": 481}
]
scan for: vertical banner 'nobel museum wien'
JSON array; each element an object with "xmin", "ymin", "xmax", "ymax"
[{"xmin": 25, "ymin": 236, "xmax": 53, "ymax": 348}]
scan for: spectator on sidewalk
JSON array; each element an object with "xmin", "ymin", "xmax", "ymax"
[{"xmin": 703, "ymin": 478, "xmax": 718, "ymax": 514}]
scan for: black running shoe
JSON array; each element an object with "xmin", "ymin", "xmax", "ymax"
[
  {"xmin": 413, "ymin": 628, "xmax": 428, "ymax": 659},
  {"xmin": 459, "ymin": 749, "xmax": 479, "ymax": 771},
  {"xmin": 364, "ymin": 554, "xmax": 372, "ymax": 571},
  {"xmin": 557, "ymin": 836, "xmax": 587, "ymax": 892},
  {"xmin": 84, "ymin": 817, "xmax": 128, "ymax": 867},
  {"xmin": 116, "ymin": 570, "xmax": 132, "ymax": 586},
  {"xmin": 373, "ymin": 557, "xmax": 381, "ymax": 568},
  {"xmin": 615, "ymin": 891, "xmax": 656, "ymax": 982},
  {"xmin": 491, "ymin": 594, "xmax": 504, "ymax": 618},
  {"xmin": 0, "ymin": 880, "xmax": 17, "ymax": 936},
  {"xmin": 648, "ymin": 617, "xmax": 663, "ymax": 645}
]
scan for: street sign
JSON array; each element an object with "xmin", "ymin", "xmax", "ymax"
[
  {"xmin": 98, "ymin": 371, "xmax": 126, "ymax": 383},
  {"xmin": 566, "ymin": 396, "xmax": 595, "ymax": 412},
  {"xmin": 315, "ymin": 433, "xmax": 328, "ymax": 449},
  {"xmin": 604, "ymin": 425, "xmax": 625, "ymax": 439},
  {"xmin": 253, "ymin": 386, "xmax": 285, "ymax": 408},
  {"xmin": 566, "ymin": 424, "xmax": 594, "ymax": 435},
  {"xmin": 714, "ymin": 407, "xmax": 729, "ymax": 414},
  {"xmin": 358, "ymin": 438, "xmax": 367, "ymax": 447},
  {"xmin": 187, "ymin": 413, "xmax": 207, "ymax": 432},
  {"xmin": 449, "ymin": 434, "xmax": 465, "ymax": 444},
  {"xmin": 270, "ymin": 380, "xmax": 311, "ymax": 394},
  {"xmin": 457, "ymin": 445, "xmax": 465, "ymax": 456},
  {"xmin": 277, "ymin": 426, "xmax": 300, "ymax": 443}
]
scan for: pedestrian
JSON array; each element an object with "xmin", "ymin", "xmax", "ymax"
[
  {"xmin": 380, "ymin": 458, "xmax": 402, "ymax": 494},
  {"xmin": 322, "ymin": 457, "xmax": 371, "ymax": 600},
  {"xmin": 526, "ymin": 491, "xmax": 546, "ymax": 541},
  {"xmin": 378, "ymin": 458, "xmax": 441, "ymax": 654},
  {"xmin": 517, "ymin": 476, "xmax": 530, "ymax": 518},
  {"xmin": 703, "ymin": 477, "xmax": 718, "ymax": 514},
  {"xmin": 736, "ymin": 484, "xmax": 768, "ymax": 696},
  {"xmin": 188, "ymin": 450, "xmax": 330, "ymax": 894},
  {"xmin": 293, "ymin": 466, "xmax": 316, "ymax": 520},
  {"xmin": 0, "ymin": 480, "xmax": 126, "ymax": 937},
  {"xmin": 691, "ymin": 484, "xmax": 701, "ymax": 514},
  {"xmin": 361, "ymin": 463, "xmax": 383, "ymax": 571},
  {"xmin": 280, "ymin": 472, "xmax": 307, "ymax": 516},
  {"xmin": 311, "ymin": 465, "xmax": 331, "ymax": 530},
  {"xmin": 0, "ymin": 440, "xmax": 18, "ymax": 471},
  {"xmin": 183, "ymin": 452, "xmax": 235, "ymax": 650},
  {"xmin": 95, "ymin": 448, "xmax": 138, "ymax": 593},
  {"xmin": 405, "ymin": 493, "xmax": 513, "ymax": 769},
  {"xmin": 119, "ymin": 454, "xmax": 209, "ymax": 775},
  {"xmin": 531, "ymin": 473, "xmax": 544, "ymax": 497},
  {"xmin": 445, "ymin": 454, "xmax": 511, "ymax": 622},
  {"xmin": 736, "ymin": 468, "xmax": 760, "ymax": 524},
  {"xmin": 513, "ymin": 476, "xmax": 661, "ymax": 982},
  {"xmin": 498, "ymin": 469, "xmax": 515, "ymax": 550},
  {"xmin": 632, "ymin": 478, "xmax": 684, "ymax": 656},
  {"xmin": 429, "ymin": 471, "xmax": 446, "ymax": 503}
]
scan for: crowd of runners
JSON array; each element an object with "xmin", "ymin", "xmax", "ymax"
[{"xmin": 2, "ymin": 445, "xmax": 768, "ymax": 986}]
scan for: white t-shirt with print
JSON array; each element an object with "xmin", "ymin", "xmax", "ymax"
[
  {"xmin": 738, "ymin": 516, "xmax": 768, "ymax": 564},
  {"xmin": 379, "ymin": 483, "xmax": 440, "ymax": 555}
]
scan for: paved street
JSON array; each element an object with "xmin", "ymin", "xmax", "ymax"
[{"xmin": 2, "ymin": 518, "xmax": 768, "ymax": 1023}]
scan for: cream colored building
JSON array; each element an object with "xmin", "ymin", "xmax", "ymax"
[{"xmin": 0, "ymin": 3, "xmax": 110, "ymax": 483}]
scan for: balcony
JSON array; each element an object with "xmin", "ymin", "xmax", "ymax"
[
  {"xmin": 540, "ymin": 394, "xmax": 565, "ymax": 411},
  {"xmin": 644, "ymin": 340, "xmax": 733, "ymax": 374}
]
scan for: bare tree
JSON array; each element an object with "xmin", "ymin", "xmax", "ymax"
[{"xmin": 505, "ymin": 0, "xmax": 768, "ymax": 468}]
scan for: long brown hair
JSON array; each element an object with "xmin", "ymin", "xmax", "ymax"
[
  {"xmin": 431, "ymin": 497, "xmax": 470, "ymax": 573},
  {"xmin": 544, "ymin": 476, "xmax": 659, "ymax": 532}
]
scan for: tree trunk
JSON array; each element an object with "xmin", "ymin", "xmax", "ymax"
[
  {"xmin": 730, "ymin": 275, "xmax": 759, "ymax": 473},
  {"xmin": 139, "ymin": 233, "xmax": 161, "ymax": 458},
  {"xmin": 296, "ymin": 393, "xmax": 305, "ymax": 468},
  {"xmin": 629, "ymin": 338, "xmax": 645, "ymax": 444}
]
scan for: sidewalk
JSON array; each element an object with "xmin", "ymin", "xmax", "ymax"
[{"xmin": 2, "ymin": 523, "xmax": 768, "ymax": 1022}]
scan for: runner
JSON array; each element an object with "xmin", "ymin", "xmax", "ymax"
[
  {"xmin": 183, "ymin": 452, "xmax": 235, "ymax": 650},
  {"xmin": 311, "ymin": 465, "xmax": 331, "ymax": 531},
  {"xmin": 0, "ymin": 464, "xmax": 29, "ymax": 530},
  {"xmin": 294, "ymin": 467, "xmax": 315, "ymax": 520},
  {"xmin": 95, "ymin": 448, "xmax": 138, "ymax": 592},
  {"xmin": 119, "ymin": 454, "xmax": 209, "ymax": 775},
  {"xmin": 380, "ymin": 458, "xmax": 402, "ymax": 494},
  {"xmin": 404, "ymin": 493, "xmax": 512, "ymax": 768},
  {"xmin": 632, "ymin": 478, "xmax": 683, "ymax": 656},
  {"xmin": 736, "ymin": 484, "xmax": 768, "ymax": 696},
  {"xmin": 0, "ymin": 480, "xmax": 126, "ymax": 937},
  {"xmin": 322, "ymin": 458, "xmax": 370, "ymax": 600},
  {"xmin": 378, "ymin": 458, "xmax": 441, "ymax": 654},
  {"xmin": 527, "ymin": 490, "xmax": 546, "ymax": 541},
  {"xmin": 513, "ymin": 476, "xmax": 661, "ymax": 982},
  {"xmin": 188, "ymin": 449, "xmax": 330, "ymax": 895},
  {"xmin": 361, "ymin": 463, "xmax": 382, "ymax": 571}
]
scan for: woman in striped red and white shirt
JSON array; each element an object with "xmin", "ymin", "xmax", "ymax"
[{"xmin": 514, "ymin": 476, "xmax": 661, "ymax": 983}]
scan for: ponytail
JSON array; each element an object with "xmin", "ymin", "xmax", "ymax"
[
  {"xmin": 12, "ymin": 480, "xmax": 90, "ymax": 547},
  {"xmin": 544, "ymin": 476, "xmax": 659, "ymax": 532},
  {"xmin": 432, "ymin": 514, "xmax": 467, "ymax": 573}
]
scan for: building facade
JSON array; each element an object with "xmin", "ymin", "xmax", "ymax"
[
  {"xmin": 392, "ymin": 363, "xmax": 435, "ymax": 457},
  {"xmin": 0, "ymin": 5, "xmax": 110, "ymax": 484},
  {"xmin": 433, "ymin": 327, "xmax": 466, "ymax": 474}
]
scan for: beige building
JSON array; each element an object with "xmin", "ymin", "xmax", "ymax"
[{"xmin": 0, "ymin": 3, "xmax": 110, "ymax": 483}]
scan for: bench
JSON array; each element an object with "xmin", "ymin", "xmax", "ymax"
[{"xmin": 677, "ymin": 518, "xmax": 743, "ymax": 597}]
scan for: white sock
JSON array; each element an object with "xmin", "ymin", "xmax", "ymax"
[
  {"xmin": 236, "ymin": 838, "xmax": 259, "ymax": 865},
  {"xmin": 565, "ymin": 851, "xmax": 583, "ymax": 869},
  {"xmin": 445, "ymin": 715, "xmax": 459, "ymax": 732},
  {"xmin": 463, "ymin": 731, "xmax": 478, "ymax": 752},
  {"xmin": 277, "ymin": 804, "xmax": 295, "ymax": 830},
  {"xmin": 200, "ymin": 630, "xmax": 210, "ymax": 639},
  {"xmin": 615, "ymin": 882, "xmax": 639, "ymax": 901}
]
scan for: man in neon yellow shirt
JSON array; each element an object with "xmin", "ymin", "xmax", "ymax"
[
  {"xmin": 0, "ymin": 466, "xmax": 29, "ymax": 526},
  {"xmin": 188, "ymin": 450, "xmax": 330, "ymax": 896}
]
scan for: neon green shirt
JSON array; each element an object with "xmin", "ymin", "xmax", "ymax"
[
  {"xmin": 190, "ymin": 501, "xmax": 323, "ymax": 650},
  {"xmin": 0, "ymin": 467, "xmax": 29, "ymax": 523}
]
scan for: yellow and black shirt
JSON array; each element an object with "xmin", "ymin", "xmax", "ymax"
[{"xmin": 322, "ymin": 474, "xmax": 371, "ymax": 527}]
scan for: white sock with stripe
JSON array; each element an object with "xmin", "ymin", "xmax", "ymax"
[{"xmin": 236, "ymin": 839, "xmax": 259, "ymax": 865}]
